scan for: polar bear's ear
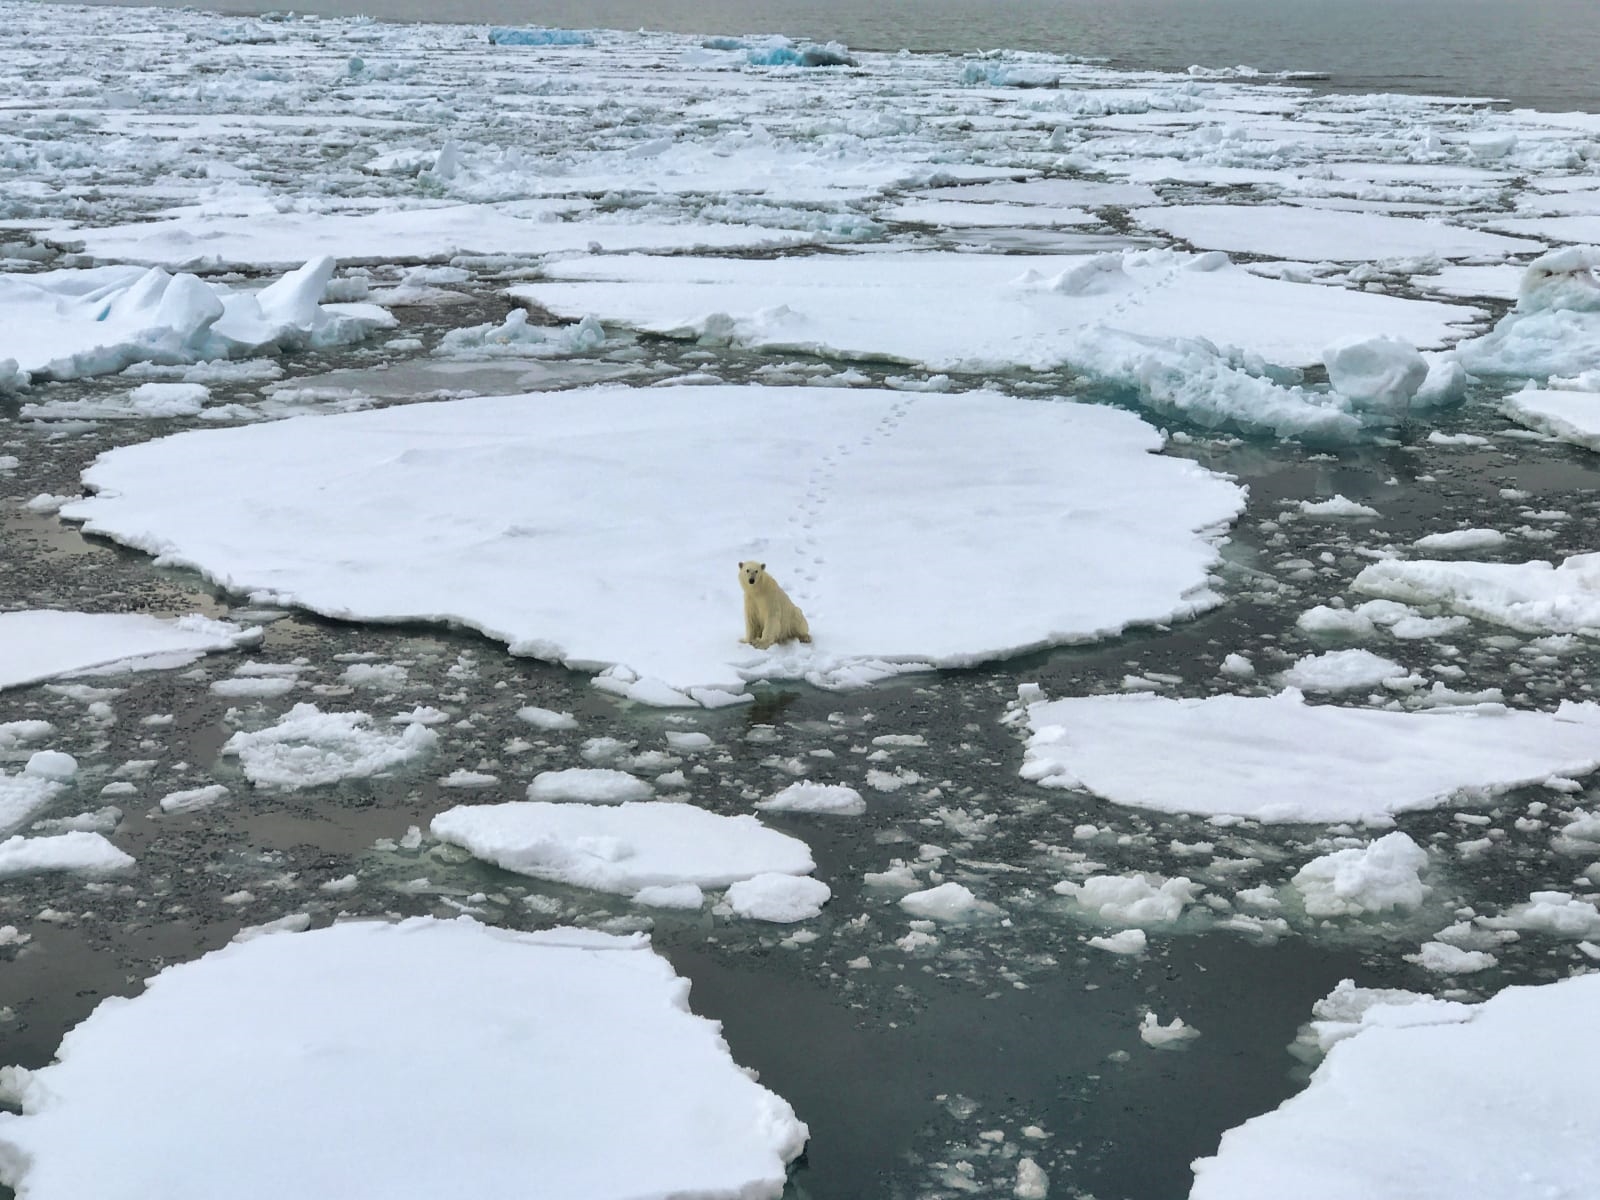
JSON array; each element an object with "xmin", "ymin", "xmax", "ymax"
[{"xmin": 759, "ymin": 562, "xmax": 766, "ymax": 571}]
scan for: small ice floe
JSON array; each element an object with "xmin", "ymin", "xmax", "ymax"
[
  {"xmin": 1404, "ymin": 941, "xmax": 1496, "ymax": 973},
  {"xmin": 0, "ymin": 612, "xmax": 259, "ymax": 692},
  {"xmin": 431, "ymin": 801, "xmax": 815, "ymax": 895},
  {"xmin": 0, "ymin": 917, "xmax": 808, "ymax": 1199},
  {"xmin": 1477, "ymin": 890, "xmax": 1600, "ymax": 939},
  {"xmin": 1354, "ymin": 551, "xmax": 1600, "ymax": 636},
  {"xmin": 1087, "ymin": 929, "xmax": 1147, "ymax": 955},
  {"xmin": 1279, "ymin": 648, "xmax": 1417, "ymax": 692},
  {"xmin": 1411, "ymin": 528, "xmax": 1508, "ymax": 553},
  {"xmin": 1296, "ymin": 495, "xmax": 1379, "ymax": 518},
  {"xmin": 157, "ymin": 784, "xmax": 230, "ymax": 814},
  {"xmin": 0, "ymin": 832, "xmax": 134, "ymax": 877},
  {"xmin": 1138, "ymin": 1011, "xmax": 1200, "ymax": 1049},
  {"xmin": 1054, "ymin": 872, "xmax": 1199, "ymax": 925},
  {"xmin": 898, "ymin": 881, "xmax": 1000, "ymax": 922},
  {"xmin": 527, "ymin": 768, "xmax": 652, "ymax": 804},
  {"xmin": 1019, "ymin": 687, "xmax": 1600, "ymax": 822},
  {"xmin": 516, "ymin": 705, "xmax": 579, "ymax": 731},
  {"xmin": 439, "ymin": 770, "xmax": 498, "ymax": 789},
  {"xmin": 1191, "ymin": 973, "xmax": 1599, "ymax": 1199},
  {"xmin": 1289, "ymin": 832, "xmax": 1429, "ymax": 918},
  {"xmin": 755, "ymin": 780, "xmax": 866, "ymax": 816},
  {"xmin": 220, "ymin": 703, "xmax": 438, "ymax": 790},
  {"xmin": 632, "ymin": 883, "xmax": 704, "ymax": 910},
  {"xmin": 1, "ymin": 753, "xmax": 80, "ymax": 836},
  {"xmin": 725, "ymin": 873, "xmax": 831, "ymax": 923}
]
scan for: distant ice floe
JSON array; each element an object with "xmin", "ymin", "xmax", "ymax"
[
  {"xmin": 0, "ymin": 611, "xmax": 260, "ymax": 692},
  {"xmin": 0, "ymin": 917, "xmax": 808, "ymax": 1200},
  {"xmin": 755, "ymin": 781, "xmax": 867, "ymax": 816},
  {"xmin": 0, "ymin": 257, "xmax": 391, "ymax": 386},
  {"xmin": 1190, "ymin": 973, "xmax": 1600, "ymax": 1200},
  {"xmin": 62, "ymin": 203, "xmax": 824, "ymax": 271},
  {"xmin": 514, "ymin": 248, "xmax": 1482, "ymax": 440},
  {"xmin": 431, "ymin": 801, "xmax": 816, "ymax": 895},
  {"xmin": 1131, "ymin": 203, "xmax": 1539, "ymax": 262},
  {"xmin": 1019, "ymin": 688, "xmax": 1600, "ymax": 822},
  {"xmin": 59, "ymin": 386, "xmax": 1244, "ymax": 704},
  {"xmin": 1354, "ymin": 552, "xmax": 1600, "ymax": 636}
]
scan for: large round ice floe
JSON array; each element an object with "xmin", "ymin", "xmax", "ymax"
[
  {"xmin": 1020, "ymin": 688, "xmax": 1600, "ymax": 823},
  {"xmin": 1189, "ymin": 972, "xmax": 1600, "ymax": 1200},
  {"xmin": 0, "ymin": 611, "xmax": 260, "ymax": 692},
  {"xmin": 59, "ymin": 385, "xmax": 1245, "ymax": 703},
  {"xmin": 431, "ymin": 800, "xmax": 816, "ymax": 894},
  {"xmin": 0, "ymin": 917, "xmax": 808, "ymax": 1200}
]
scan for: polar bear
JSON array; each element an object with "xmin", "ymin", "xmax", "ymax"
[{"xmin": 738, "ymin": 561, "xmax": 811, "ymax": 649}]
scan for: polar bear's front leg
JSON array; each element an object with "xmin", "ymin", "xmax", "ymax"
[{"xmin": 742, "ymin": 594, "xmax": 763, "ymax": 645}]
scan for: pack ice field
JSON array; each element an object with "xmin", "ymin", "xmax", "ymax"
[{"xmin": 3, "ymin": 4, "xmax": 1600, "ymax": 1198}]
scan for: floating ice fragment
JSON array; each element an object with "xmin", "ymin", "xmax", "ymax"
[
  {"xmin": 1290, "ymin": 832, "xmax": 1429, "ymax": 918},
  {"xmin": 725, "ymin": 873, "xmax": 831, "ymax": 923}
]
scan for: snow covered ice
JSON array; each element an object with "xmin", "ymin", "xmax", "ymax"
[
  {"xmin": 6, "ymin": 2, "xmax": 1600, "ymax": 1195},
  {"xmin": 1191, "ymin": 973, "xmax": 1600, "ymax": 1200},
  {"xmin": 0, "ymin": 917, "xmax": 808, "ymax": 1200},
  {"xmin": 60, "ymin": 386, "xmax": 1245, "ymax": 702},
  {"xmin": 1021, "ymin": 688, "xmax": 1600, "ymax": 822},
  {"xmin": 431, "ymin": 801, "xmax": 817, "ymax": 895},
  {"xmin": 0, "ymin": 612, "xmax": 259, "ymax": 692}
]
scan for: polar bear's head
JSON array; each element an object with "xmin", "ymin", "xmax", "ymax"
[{"xmin": 738, "ymin": 561, "xmax": 768, "ymax": 590}]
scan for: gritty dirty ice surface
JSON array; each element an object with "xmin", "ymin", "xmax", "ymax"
[{"xmin": 3, "ymin": 3, "xmax": 1600, "ymax": 1198}]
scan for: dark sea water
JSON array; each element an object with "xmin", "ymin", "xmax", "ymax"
[{"xmin": 93, "ymin": 0, "xmax": 1600, "ymax": 111}]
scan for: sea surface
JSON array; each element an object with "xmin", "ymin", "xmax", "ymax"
[{"xmin": 88, "ymin": 0, "xmax": 1600, "ymax": 111}]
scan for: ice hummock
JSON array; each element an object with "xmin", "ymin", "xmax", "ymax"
[
  {"xmin": 0, "ymin": 258, "xmax": 392, "ymax": 385},
  {"xmin": 1020, "ymin": 688, "xmax": 1600, "ymax": 823},
  {"xmin": 0, "ymin": 917, "xmax": 808, "ymax": 1200},
  {"xmin": 0, "ymin": 611, "xmax": 260, "ymax": 692},
  {"xmin": 60, "ymin": 385, "xmax": 1244, "ymax": 703},
  {"xmin": 1190, "ymin": 973, "xmax": 1600, "ymax": 1199},
  {"xmin": 1452, "ymin": 246, "xmax": 1600, "ymax": 382}
]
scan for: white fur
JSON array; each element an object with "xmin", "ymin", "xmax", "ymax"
[{"xmin": 738, "ymin": 561, "xmax": 811, "ymax": 649}]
